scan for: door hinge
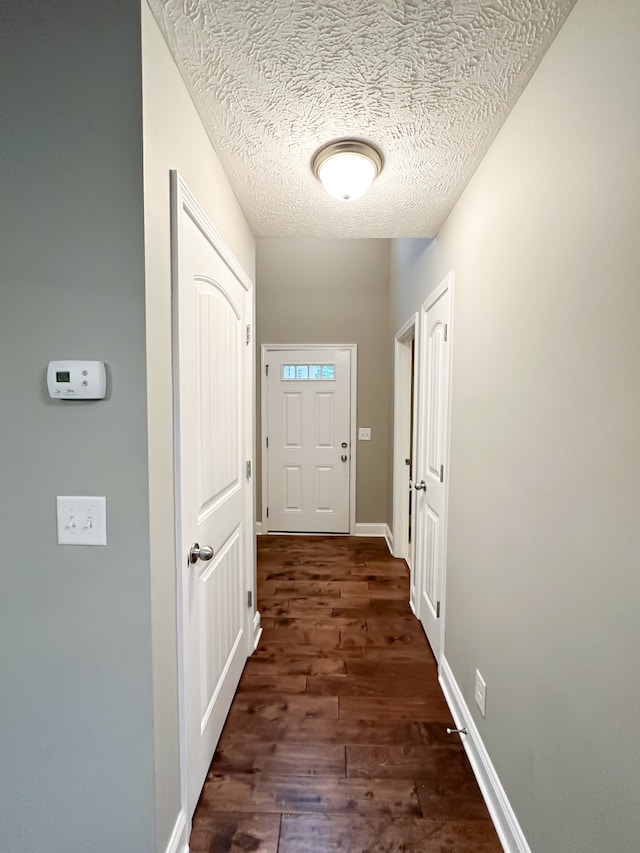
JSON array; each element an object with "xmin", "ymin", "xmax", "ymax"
[
  {"xmin": 246, "ymin": 324, "xmax": 251, "ymax": 345},
  {"xmin": 247, "ymin": 590, "xmax": 253, "ymax": 608},
  {"xmin": 266, "ymin": 436, "xmax": 269, "ymax": 448},
  {"xmin": 444, "ymin": 324, "xmax": 448, "ymax": 342},
  {"xmin": 246, "ymin": 460, "xmax": 252, "ymax": 480},
  {"xmin": 266, "ymin": 506, "xmax": 269, "ymax": 518},
  {"xmin": 440, "ymin": 464, "xmax": 444, "ymax": 483},
  {"xmin": 405, "ymin": 458, "xmax": 411, "ymax": 466},
  {"xmin": 436, "ymin": 600, "xmax": 441, "ymax": 618},
  {"xmin": 265, "ymin": 363, "xmax": 269, "ymax": 376}
]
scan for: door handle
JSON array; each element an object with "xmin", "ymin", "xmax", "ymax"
[
  {"xmin": 414, "ymin": 480, "xmax": 426, "ymax": 491},
  {"xmin": 341, "ymin": 454, "xmax": 348, "ymax": 462},
  {"xmin": 341, "ymin": 442, "xmax": 348, "ymax": 448},
  {"xmin": 188, "ymin": 542, "xmax": 215, "ymax": 564}
]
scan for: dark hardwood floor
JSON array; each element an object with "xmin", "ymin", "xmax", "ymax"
[{"xmin": 190, "ymin": 535, "xmax": 502, "ymax": 852}]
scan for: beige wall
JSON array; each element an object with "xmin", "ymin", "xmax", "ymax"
[
  {"xmin": 256, "ymin": 238, "xmax": 391, "ymax": 525},
  {"xmin": 390, "ymin": 0, "xmax": 640, "ymax": 850},
  {"xmin": 142, "ymin": 4, "xmax": 256, "ymax": 847}
]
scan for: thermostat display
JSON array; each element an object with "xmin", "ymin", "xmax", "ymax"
[{"xmin": 47, "ymin": 360, "xmax": 107, "ymax": 400}]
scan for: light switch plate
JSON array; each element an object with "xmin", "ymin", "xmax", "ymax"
[
  {"xmin": 57, "ymin": 496, "xmax": 107, "ymax": 546},
  {"xmin": 358, "ymin": 427, "xmax": 372, "ymax": 440}
]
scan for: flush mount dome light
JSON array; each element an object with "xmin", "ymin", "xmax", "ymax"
[{"xmin": 312, "ymin": 139, "xmax": 383, "ymax": 201}]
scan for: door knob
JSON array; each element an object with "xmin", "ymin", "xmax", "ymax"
[
  {"xmin": 414, "ymin": 480, "xmax": 427, "ymax": 491},
  {"xmin": 341, "ymin": 454, "xmax": 348, "ymax": 462},
  {"xmin": 341, "ymin": 442, "xmax": 348, "ymax": 448},
  {"xmin": 188, "ymin": 542, "xmax": 215, "ymax": 564}
]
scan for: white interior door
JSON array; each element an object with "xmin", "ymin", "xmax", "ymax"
[
  {"xmin": 414, "ymin": 276, "xmax": 453, "ymax": 661},
  {"xmin": 173, "ymin": 176, "xmax": 252, "ymax": 818},
  {"xmin": 265, "ymin": 348, "xmax": 352, "ymax": 533}
]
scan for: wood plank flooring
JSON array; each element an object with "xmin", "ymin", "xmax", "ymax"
[{"xmin": 190, "ymin": 535, "xmax": 502, "ymax": 853}]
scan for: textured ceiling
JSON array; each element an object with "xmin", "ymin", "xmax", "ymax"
[{"xmin": 148, "ymin": 0, "xmax": 576, "ymax": 238}]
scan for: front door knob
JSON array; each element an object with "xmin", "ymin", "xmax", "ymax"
[
  {"xmin": 189, "ymin": 542, "xmax": 215, "ymax": 564},
  {"xmin": 341, "ymin": 454, "xmax": 348, "ymax": 462},
  {"xmin": 414, "ymin": 480, "xmax": 427, "ymax": 491}
]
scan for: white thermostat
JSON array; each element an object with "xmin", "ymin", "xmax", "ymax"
[{"xmin": 47, "ymin": 360, "xmax": 107, "ymax": 400}]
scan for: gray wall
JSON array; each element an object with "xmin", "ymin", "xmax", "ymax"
[
  {"xmin": 256, "ymin": 238, "xmax": 391, "ymax": 525},
  {"xmin": 141, "ymin": 4, "xmax": 256, "ymax": 847},
  {"xmin": 390, "ymin": 0, "xmax": 640, "ymax": 849},
  {"xmin": 0, "ymin": 2, "xmax": 156, "ymax": 852}
]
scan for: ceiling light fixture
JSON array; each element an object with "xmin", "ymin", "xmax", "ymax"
[{"xmin": 312, "ymin": 139, "xmax": 383, "ymax": 202}]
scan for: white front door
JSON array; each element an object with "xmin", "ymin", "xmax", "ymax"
[
  {"xmin": 173, "ymin": 175, "xmax": 253, "ymax": 818},
  {"xmin": 414, "ymin": 276, "xmax": 453, "ymax": 661},
  {"xmin": 265, "ymin": 348, "xmax": 352, "ymax": 533}
]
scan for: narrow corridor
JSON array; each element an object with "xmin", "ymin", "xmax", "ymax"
[{"xmin": 190, "ymin": 535, "xmax": 501, "ymax": 852}]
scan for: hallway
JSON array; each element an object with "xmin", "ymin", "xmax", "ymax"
[{"xmin": 189, "ymin": 536, "xmax": 501, "ymax": 852}]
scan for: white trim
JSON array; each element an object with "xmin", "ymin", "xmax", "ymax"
[
  {"xmin": 395, "ymin": 313, "xmax": 417, "ymax": 341},
  {"xmin": 392, "ymin": 313, "xmax": 418, "ymax": 564},
  {"xmin": 170, "ymin": 170, "xmax": 190, "ymax": 845},
  {"xmin": 252, "ymin": 610, "xmax": 263, "ymax": 651},
  {"xmin": 260, "ymin": 344, "xmax": 358, "ymax": 535},
  {"xmin": 255, "ymin": 521, "xmax": 265, "ymax": 535},
  {"xmin": 259, "ymin": 347, "xmax": 268, "ymax": 537},
  {"xmin": 409, "ymin": 314, "xmax": 423, "ymax": 614},
  {"xmin": 424, "ymin": 270, "xmax": 454, "ymax": 309},
  {"xmin": 266, "ymin": 531, "xmax": 349, "ymax": 537},
  {"xmin": 164, "ymin": 810, "xmax": 188, "ymax": 853},
  {"xmin": 170, "ymin": 170, "xmax": 255, "ymax": 832},
  {"xmin": 383, "ymin": 524, "xmax": 393, "ymax": 555},
  {"xmin": 439, "ymin": 658, "xmax": 532, "ymax": 853},
  {"xmin": 354, "ymin": 523, "xmax": 387, "ymax": 537}
]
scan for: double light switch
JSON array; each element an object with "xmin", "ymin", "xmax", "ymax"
[{"xmin": 57, "ymin": 496, "xmax": 107, "ymax": 545}]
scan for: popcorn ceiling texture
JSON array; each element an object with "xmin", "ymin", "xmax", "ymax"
[{"xmin": 149, "ymin": 0, "xmax": 576, "ymax": 238}]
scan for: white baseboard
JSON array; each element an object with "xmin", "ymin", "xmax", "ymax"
[
  {"xmin": 165, "ymin": 810, "xmax": 188, "ymax": 853},
  {"xmin": 252, "ymin": 610, "xmax": 263, "ymax": 651},
  {"xmin": 384, "ymin": 524, "xmax": 393, "ymax": 554},
  {"xmin": 258, "ymin": 522, "xmax": 391, "ymax": 540},
  {"xmin": 354, "ymin": 523, "xmax": 388, "ymax": 537},
  {"xmin": 439, "ymin": 657, "xmax": 531, "ymax": 853}
]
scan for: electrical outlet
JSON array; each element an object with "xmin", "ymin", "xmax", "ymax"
[{"xmin": 475, "ymin": 669, "xmax": 487, "ymax": 717}]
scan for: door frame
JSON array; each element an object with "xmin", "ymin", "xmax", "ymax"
[
  {"xmin": 170, "ymin": 171, "xmax": 257, "ymax": 834},
  {"xmin": 260, "ymin": 343, "xmax": 358, "ymax": 535},
  {"xmin": 414, "ymin": 271, "xmax": 454, "ymax": 664},
  {"xmin": 392, "ymin": 313, "xmax": 418, "ymax": 576}
]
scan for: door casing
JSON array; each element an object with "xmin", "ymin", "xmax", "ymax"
[
  {"xmin": 260, "ymin": 344, "xmax": 357, "ymax": 535},
  {"xmin": 392, "ymin": 313, "xmax": 418, "ymax": 578}
]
